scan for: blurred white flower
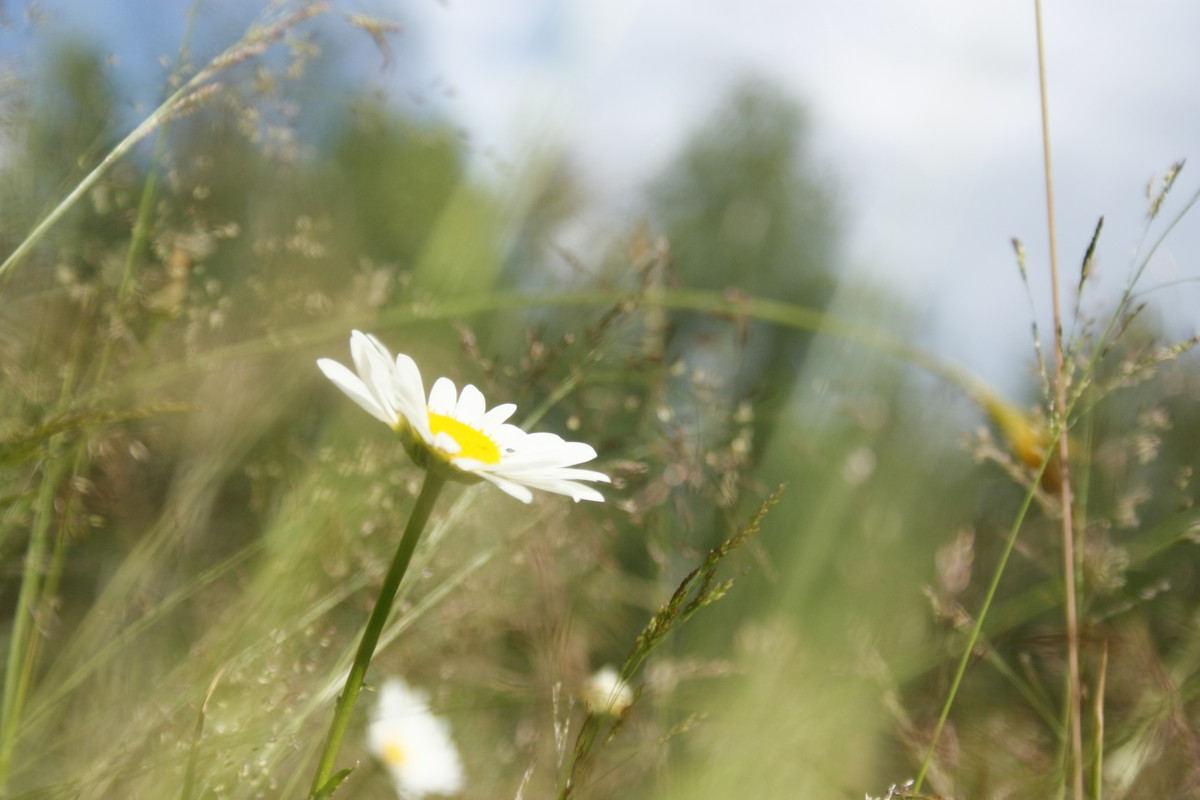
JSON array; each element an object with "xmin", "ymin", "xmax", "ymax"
[
  {"xmin": 367, "ymin": 678, "xmax": 465, "ymax": 799},
  {"xmin": 583, "ymin": 665, "xmax": 633, "ymax": 715},
  {"xmin": 318, "ymin": 330, "xmax": 611, "ymax": 503}
]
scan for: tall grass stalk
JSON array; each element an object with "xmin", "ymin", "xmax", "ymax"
[
  {"xmin": 1090, "ymin": 643, "xmax": 1108, "ymax": 800},
  {"xmin": 0, "ymin": 289, "xmax": 99, "ymax": 784},
  {"xmin": 1034, "ymin": 3, "xmax": 1084, "ymax": 796},
  {"xmin": 0, "ymin": 450, "xmax": 69, "ymax": 783}
]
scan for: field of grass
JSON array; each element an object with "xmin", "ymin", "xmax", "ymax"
[{"xmin": 2, "ymin": 4, "xmax": 1199, "ymax": 799}]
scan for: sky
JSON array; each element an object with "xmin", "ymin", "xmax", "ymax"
[{"xmin": 13, "ymin": 0, "xmax": 1200, "ymax": 398}]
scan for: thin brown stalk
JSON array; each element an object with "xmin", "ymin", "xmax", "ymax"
[
  {"xmin": 1091, "ymin": 641, "xmax": 1107, "ymax": 800},
  {"xmin": 1034, "ymin": 3, "xmax": 1083, "ymax": 799}
]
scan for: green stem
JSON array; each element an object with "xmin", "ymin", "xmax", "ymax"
[
  {"xmin": 307, "ymin": 471, "xmax": 446, "ymax": 798},
  {"xmin": 0, "ymin": 451, "xmax": 69, "ymax": 785},
  {"xmin": 911, "ymin": 432, "xmax": 1056, "ymax": 792}
]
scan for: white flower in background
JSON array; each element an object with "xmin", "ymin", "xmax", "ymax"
[
  {"xmin": 318, "ymin": 330, "xmax": 611, "ymax": 503},
  {"xmin": 368, "ymin": 678, "xmax": 465, "ymax": 799},
  {"xmin": 583, "ymin": 665, "xmax": 634, "ymax": 715}
]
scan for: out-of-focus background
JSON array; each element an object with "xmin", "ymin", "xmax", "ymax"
[
  {"xmin": 29, "ymin": 0, "xmax": 1200, "ymax": 391},
  {"xmin": 1, "ymin": 2, "xmax": 1198, "ymax": 798}
]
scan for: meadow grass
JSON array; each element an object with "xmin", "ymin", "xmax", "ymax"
[{"xmin": 2, "ymin": 3, "xmax": 1200, "ymax": 800}]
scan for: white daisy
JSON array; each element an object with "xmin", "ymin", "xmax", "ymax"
[
  {"xmin": 367, "ymin": 678, "xmax": 465, "ymax": 799},
  {"xmin": 317, "ymin": 330, "xmax": 611, "ymax": 503},
  {"xmin": 582, "ymin": 665, "xmax": 634, "ymax": 716}
]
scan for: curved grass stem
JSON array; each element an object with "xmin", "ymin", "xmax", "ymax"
[{"xmin": 1034, "ymin": 3, "xmax": 1084, "ymax": 797}]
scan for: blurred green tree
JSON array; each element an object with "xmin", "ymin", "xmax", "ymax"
[{"xmin": 649, "ymin": 78, "xmax": 839, "ymax": 475}]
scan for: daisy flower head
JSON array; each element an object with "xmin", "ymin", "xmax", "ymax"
[
  {"xmin": 367, "ymin": 678, "xmax": 465, "ymax": 799},
  {"xmin": 317, "ymin": 330, "xmax": 610, "ymax": 503},
  {"xmin": 582, "ymin": 665, "xmax": 634, "ymax": 716}
]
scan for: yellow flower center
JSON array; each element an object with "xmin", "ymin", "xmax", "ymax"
[
  {"xmin": 381, "ymin": 740, "xmax": 407, "ymax": 766},
  {"xmin": 428, "ymin": 411, "xmax": 501, "ymax": 464}
]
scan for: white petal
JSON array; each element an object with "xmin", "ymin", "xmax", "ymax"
[
  {"xmin": 349, "ymin": 331, "xmax": 399, "ymax": 421},
  {"xmin": 350, "ymin": 330, "xmax": 389, "ymax": 363},
  {"xmin": 534, "ymin": 467, "xmax": 612, "ymax": 483},
  {"xmin": 492, "ymin": 463, "xmax": 610, "ymax": 482},
  {"xmin": 393, "ymin": 353, "xmax": 424, "ymax": 397},
  {"xmin": 491, "ymin": 423, "xmax": 528, "ymax": 449},
  {"xmin": 477, "ymin": 473, "xmax": 535, "ymax": 503},
  {"xmin": 498, "ymin": 441, "xmax": 600, "ymax": 470},
  {"xmin": 391, "ymin": 353, "xmax": 432, "ymax": 441},
  {"xmin": 432, "ymin": 431, "xmax": 462, "ymax": 454},
  {"xmin": 517, "ymin": 477, "xmax": 607, "ymax": 503},
  {"xmin": 317, "ymin": 358, "xmax": 395, "ymax": 425},
  {"xmin": 428, "ymin": 377, "xmax": 458, "ymax": 415},
  {"xmin": 501, "ymin": 474, "xmax": 606, "ymax": 502},
  {"xmin": 563, "ymin": 484, "xmax": 606, "ymax": 502},
  {"xmin": 455, "ymin": 384, "xmax": 487, "ymax": 426},
  {"xmin": 471, "ymin": 457, "xmax": 609, "ymax": 502},
  {"xmin": 485, "ymin": 463, "xmax": 610, "ymax": 485},
  {"xmin": 481, "ymin": 403, "xmax": 517, "ymax": 428},
  {"xmin": 511, "ymin": 432, "xmax": 595, "ymax": 460},
  {"xmin": 521, "ymin": 431, "xmax": 568, "ymax": 448},
  {"xmin": 349, "ymin": 331, "xmax": 390, "ymax": 379}
]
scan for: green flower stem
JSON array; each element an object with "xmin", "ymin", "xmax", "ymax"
[{"xmin": 308, "ymin": 471, "xmax": 446, "ymax": 798}]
